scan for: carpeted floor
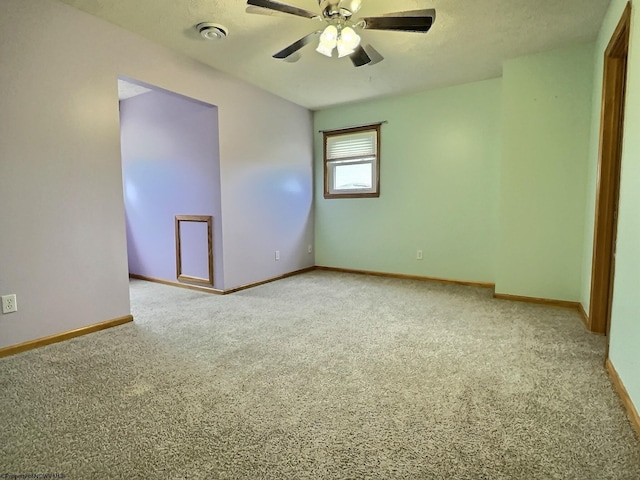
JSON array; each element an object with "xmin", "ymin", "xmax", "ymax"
[{"xmin": 1, "ymin": 271, "xmax": 639, "ymax": 479}]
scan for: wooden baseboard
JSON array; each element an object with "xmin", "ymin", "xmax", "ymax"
[
  {"xmin": 493, "ymin": 294, "xmax": 603, "ymax": 334},
  {"xmin": 315, "ymin": 266, "xmax": 495, "ymax": 289},
  {"xmin": 129, "ymin": 274, "xmax": 224, "ymax": 295},
  {"xmin": 578, "ymin": 302, "xmax": 590, "ymax": 329},
  {"xmin": 0, "ymin": 315, "xmax": 133, "ymax": 359},
  {"xmin": 130, "ymin": 268, "xmax": 315, "ymax": 295},
  {"xmin": 134, "ymin": 266, "xmax": 493, "ymax": 294},
  {"xmin": 223, "ymin": 267, "xmax": 316, "ymax": 294},
  {"xmin": 493, "ymin": 292, "xmax": 580, "ymax": 310},
  {"xmin": 606, "ymin": 358, "xmax": 640, "ymax": 441}
]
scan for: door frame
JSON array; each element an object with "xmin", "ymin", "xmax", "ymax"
[{"xmin": 588, "ymin": 2, "xmax": 631, "ymax": 344}]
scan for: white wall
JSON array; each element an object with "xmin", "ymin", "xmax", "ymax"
[
  {"xmin": 0, "ymin": 0, "xmax": 314, "ymax": 348},
  {"xmin": 218, "ymin": 85, "xmax": 315, "ymax": 289}
]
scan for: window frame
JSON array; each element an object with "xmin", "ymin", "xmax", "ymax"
[{"xmin": 323, "ymin": 123, "xmax": 381, "ymax": 199}]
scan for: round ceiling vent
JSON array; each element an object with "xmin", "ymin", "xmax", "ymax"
[{"xmin": 196, "ymin": 23, "xmax": 228, "ymax": 41}]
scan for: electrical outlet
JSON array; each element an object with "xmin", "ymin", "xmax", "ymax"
[
  {"xmin": 416, "ymin": 250, "xmax": 423, "ymax": 260},
  {"xmin": 275, "ymin": 250, "xmax": 280, "ymax": 261},
  {"xmin": 308, "ymin": 244, "xmax": 313, "ymax": 254},
  {"xmin": 2, "ymin": 294, "xmax": 17, "ymax": 314}
]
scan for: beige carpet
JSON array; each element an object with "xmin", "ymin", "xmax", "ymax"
[{"xmin": 1, "ymin": 271, "xmax": 639, "ymax": 479}]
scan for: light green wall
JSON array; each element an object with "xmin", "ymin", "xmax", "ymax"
[
  {"xmin": 314, "ymin": 79, "xmax": 502, "ymax": 283},
  {"xmin": 496, "ymin": 43, "xmax": 595, "ymax": 301},
  {"xmin": 582, "ymin": 0, "xmax": 640, "ymax": 415}
]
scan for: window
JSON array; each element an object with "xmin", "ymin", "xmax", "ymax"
[{"xmin": 323, "ymin": 123, "xmax": 381, "ymax": 199}]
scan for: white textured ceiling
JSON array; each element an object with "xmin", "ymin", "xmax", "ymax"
[{"xmin": 58, "ymin": 0, "xmax": 611, "ymax": 110}]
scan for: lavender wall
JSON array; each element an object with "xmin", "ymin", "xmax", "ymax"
[
  {"xmin": 0, "ymin": 0, "xmax": 313, "ymax": 348},
  {"xmin": 120, "ymin": 88, "xmax": 223, "ymax": 288}
]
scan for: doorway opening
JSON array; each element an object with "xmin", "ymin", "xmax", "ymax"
[
  {"xmin": 588, "ymin": 3, "xmax": 631, "ymax": 346},
  {"xmin": 117, "ymin": 77, "xmax": 223, "ymax": 290}
]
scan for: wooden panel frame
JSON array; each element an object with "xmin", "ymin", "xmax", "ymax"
[
  {"xmin": 175, "ymin": 215, "xmax": 214, "ymax": 287},
  {"xmin": 588, "ymin": 3, "xmax": 631, "ymax": 337},
  {"xmin": 323, "ymin": 123, "xmax": 382, "ymax": 199}
]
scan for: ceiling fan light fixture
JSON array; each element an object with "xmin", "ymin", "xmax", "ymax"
[
  {"xmin": 245, "ymin": 0, "xmax": 436, "ymax": 66},
  {"xmin": 316, "ymin": 24, "xmax": 338, "ymax": 56},
  {"xmin": 319, "ymin": 25, "xmax": 338, "ymax": 44},
  {"xmin": 336, "ymin": 43, "xmax": 355, "ymax": 58},
  {"xmin": 316, "ymin": 42, "xmax": 335, "ymax": 57},
  {"xmin": 336, "ymin": 26, "xmax": 360, "ymax": 57}
]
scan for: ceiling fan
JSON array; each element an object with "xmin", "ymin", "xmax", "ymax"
[{"xmin": 246, "ymin": 0, "xmax": 436, "ymax": 67}]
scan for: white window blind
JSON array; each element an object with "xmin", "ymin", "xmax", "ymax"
[{"xmin": 327, "ymin": 131, "xmax": 377, "ymax": 161}]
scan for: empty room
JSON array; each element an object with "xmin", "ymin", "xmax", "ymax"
[{"xmin": 1, "ymin": 0, "xmax": 639, "ymax": 478}]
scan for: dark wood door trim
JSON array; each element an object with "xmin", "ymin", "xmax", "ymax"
[
  {"xmin": 175, "ymin": 215, "xmax": 214, "ymax": 287},
  {"xmin": 588, "ymin": 2, "xmax": 631, "ymax": 337}
]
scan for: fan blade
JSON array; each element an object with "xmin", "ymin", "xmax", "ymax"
[
  {"xmin": 361, "ymin": 9, "xmax": 435, "ymax": 33},
  {"xmin": 362, "ymin": 44, "xmax": 384, "ymax": 66},
  {"xmin": 350, "ymin": 46, "xmax": 372, "ymax": 67},
  {"xmin": 247, "ymin": 0, "xmax": 319, "ymax": 19},
  {"xmin": 273, "ymin": 31, "xmax": 322, "ymax": 59},
  {"xmin": 246, "ymin": 6, "xmax": 284, "ymax": 16}
]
